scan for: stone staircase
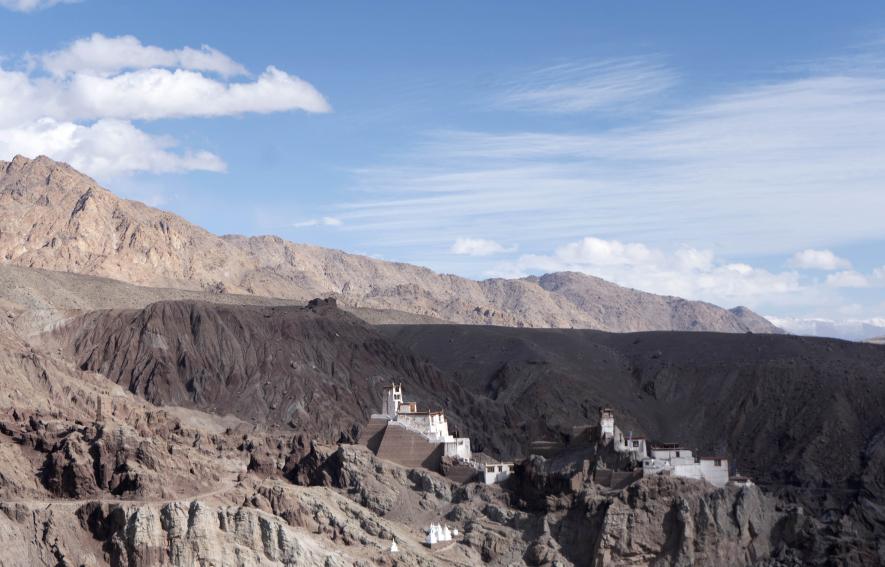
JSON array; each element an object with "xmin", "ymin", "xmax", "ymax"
[{"xmin": 375, "ymin": 421, "xmax": 444, "ymax": 470}]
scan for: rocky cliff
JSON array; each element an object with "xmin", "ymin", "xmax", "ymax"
[
  {"xmin": 0, "ymin": 271, "xmax": 880, "ymax": 564},
  {"xmin": 0, "ymin": 155, "xmax": 779, "ymax": 333}
]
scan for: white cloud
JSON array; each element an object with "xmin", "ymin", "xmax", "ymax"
[
  {"xmin": 63, "ymin": 66, "xmax": 330, "ymax": 121},
  {"xmin": 496, "ymin": 58, "xmax": 677, "ymax": 113},
  {"xmin": 0, "ymin": 35, "xmax": 329, "ymax": 177},
  {"xmin": 825, "ymin": 270, "xmax": 870, "ymax": 288},
  {"xmin": 0, "ymin": 64, "xmax": 329, "ymax": 126},
  {"xmin": 555, "ymin": 237, "xmax": 657, "ymax": 266},
  {"xmin": 292, "ymin": 216, "xmax": 343, "ymax": 228},
  {"xmin": 41, "ymin": 33, "xmax": 248, "ymax": 78},
  {"xmin": 0, "ymin": 119, "xmax": 226, "ymax": 178},
  {"xmin": 788, "ymin": 249, "xmax": 851, "ymax": 270},
  {"xmin": 0, "ymin": 0, "xmax": 72, "ymax": 12},
  {"xmin": 489, "ymin": 236, "xmax": 804, "ymax": 308},
  {"xmin": 450, "ymin": 237, "xmax": 514, "ymax": 256},
  {"xmin": 338, "ymin": 59, "xmax": 885, "ymax": 263}
]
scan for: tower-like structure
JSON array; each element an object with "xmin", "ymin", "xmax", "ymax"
[
  {"xmin": 600, "ymin": 407, "xmax": 615, "ymax": 440},
  {"xmin": 382, "ymin": 383, "xmax": 403, "ymax": 419}
]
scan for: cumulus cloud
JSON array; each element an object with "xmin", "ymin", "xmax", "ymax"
[
  {"xmin": 450, "ymin": 238, "xmax": 515, "ymax": 256},
  {"xmin": 0, "ymin": 119, "xmax": 226, "ymax": 178},
  {"xmin": 0, "ymin": 0, "xmax": 72, "ymax": 12},
  {"xmin": 292, "ymin": 216, "xmax": 343, "ymax": 228},
  {"xmin": 62, "ymin": 66, "xmax": 330, "ymax": 121},
  {"xmin": 825, "ymin": 270, "xmax": 870, "ymax": 288},
  {"xmin": 788, "ymin": 249, "xmax": 851, "ymax": 270},
  {"xmin": 490, "ymin": 236, "xmax": 803, "ymax": 308},
  {"xmin": 41, "ymin": 33, "xmax": 248, "ymax": 78},
  {"xmin": 0, "ymin": 35, "xmax": 329, "ymax": 177}
]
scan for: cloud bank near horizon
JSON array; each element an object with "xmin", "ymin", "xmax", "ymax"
[{"xmin": 322, "ymin": 49, "xmax": 885, "ymax": 324}]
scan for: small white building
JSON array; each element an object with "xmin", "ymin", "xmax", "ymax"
[
  {"xmin": 729, "ymin": 475, "xmax": 754, "ymax": 487},
  {"xmin": 382, "ymin": 384, "xmax": 404, "ymax": 418},
  {"xmin": 616, "ymin": 433, "xmax": 647, "ymax": 458},
  {"xmin": 483, "ymin": 462, "xmax": 513, "ymax": 484},
  {"xmin": 376, "ymin": 384, "xmax": 472, "ymax": 460},
  {"xmin": 600, "ymin": 407, "xmax": 615, "ymax": 440},
  {"xmin": 603, "ymin": 408, "xmax": 647, "ymax": 459},
  {"xmin": 425, "ymin": 523, "xmax": 456, "ymax": 547},
  {"xmin": 698, "ymin": 457, "xmax": 729, "ymax": 487},
  {"xmin": 643, "ymin": 445, "xmax": 729, "ymax": 488}
]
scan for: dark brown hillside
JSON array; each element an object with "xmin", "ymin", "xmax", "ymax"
[
  {"xmin": 46, "ymin": 299, "xmax": 517, "ymax": 452},
  {"xmin": 380, "ymin": 324, "xmax": 885, "ymax": 503}
]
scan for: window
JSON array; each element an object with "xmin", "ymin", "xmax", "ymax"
[
  {"xmin": 675, "ymin": 451, "xmax": 680, "ymax": 458},
  {"xmin": 714, "ymin": 459, "xmax": 722, "ymax": 467}
]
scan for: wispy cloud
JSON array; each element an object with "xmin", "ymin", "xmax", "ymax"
[
  {"xmin": 292, "ymin": 216, "xmax": 343, "ymax": 228},
  {"xmin": 0, "ymin": 0, "xmax": 74, "ymax": 12},
  {"xmin": 495, "ymin": 57, "xmax": 677, "ymax": 113},
  {"xmin": 337, "ymin": 64, "xmax": 885, "ymax": 260},
  {"xmin": 40, "ymin": 33, "xmax": 249, "ymax": 78}
]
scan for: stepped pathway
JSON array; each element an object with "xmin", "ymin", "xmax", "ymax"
[{"xmin": 376, "ymin": 422, "xmax": 444, "ymax": 470}]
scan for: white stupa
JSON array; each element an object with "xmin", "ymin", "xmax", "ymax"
[
  {"xmin": 390, "ymin": 538, "xmax": 399, "ymax": 553},
  {"xmin": 425, "ymin": 523, "xmax": 454, "ymax": 546}
]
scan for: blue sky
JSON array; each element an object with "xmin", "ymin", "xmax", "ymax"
[{"xmin": 1, "ymin": 1, "xmax": 885, "ymax": 337}]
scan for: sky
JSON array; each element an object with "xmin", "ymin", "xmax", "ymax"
[{"xmin": 1, "ymin": 1, "xmax": 884, "ymax": 339}]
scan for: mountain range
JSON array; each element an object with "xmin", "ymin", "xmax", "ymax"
[
  {"xmin": 0, "ymin": 155, "xmax": 780, "ymax": 334},
  {"xmin": 1, "ymin": 154, "xmax": 882, "ymax": 565}
]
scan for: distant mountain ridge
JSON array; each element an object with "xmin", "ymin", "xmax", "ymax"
[{"xmin": 0, "ymin": 155, "xmax": 781, "ymax": 333}]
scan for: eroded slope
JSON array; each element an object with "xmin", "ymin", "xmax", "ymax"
[{"xmin": 0, "ymin": 155, "xmax": 779, "ymax": 333}]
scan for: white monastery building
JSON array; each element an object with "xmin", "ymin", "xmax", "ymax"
[
  {"xmin": 380, "ymin": 384, "xmax": 472, "ymax": 459},
  {"xmin": 600, "ymin": 408, "xmax": 735, "ymax": 488},
  {"xmin": 483, "ymin": 462, "xmax": 514, "ymax": 485},
  {"xmin": 642, "ymin": 444, "xmax": 729, "ymax": 488},
  {"xmin": 600, "ymin": 407, "xmax": 648, "ymax": 459},
  {"xmin": 362, "ymin": 383, "xmax": 510, "ymax": 484}
]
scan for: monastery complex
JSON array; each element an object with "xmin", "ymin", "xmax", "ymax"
[{"xmin": 360, "ymin": 385, "xmax": 746, "ymax": 490}]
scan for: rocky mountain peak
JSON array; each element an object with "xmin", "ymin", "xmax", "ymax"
[{"xmin": 0, "ymin": 155, "xmax": 782, "ymax": 334}]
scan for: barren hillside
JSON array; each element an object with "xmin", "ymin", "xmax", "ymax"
[
  {"xmin": 42, "ymin": 298, "xmax": 519, "ymax": 454},
  {"xmin": 0, "ymin": 155, "xmax": 779, "ymax": 333},
  {"xmin": 0, "ymin": 272, "xmax": 877, "ymax": 564}
]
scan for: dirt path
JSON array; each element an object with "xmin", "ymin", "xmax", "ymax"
[{"xmin": 0, "ymin": 476, "xmax": 240, "ymax": 510}]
